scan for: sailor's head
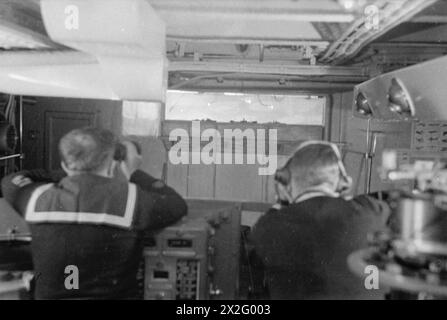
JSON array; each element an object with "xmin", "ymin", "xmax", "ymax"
[
  {"xmin": 59, "ymin": 127, "xmax": 118, "ymax": 177},
  {"xmin": 274, "ymin": 140, "xmax": 353, "ymax": 203}
]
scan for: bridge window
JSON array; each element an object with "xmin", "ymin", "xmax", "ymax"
[{"xmin": 165, "ymin": 90, "xmax": 326, "ymax": 126}]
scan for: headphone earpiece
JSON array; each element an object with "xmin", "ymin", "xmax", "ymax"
[{"xmin": 274, "ymin": 167, "xmax": 291, "ymax": 186}]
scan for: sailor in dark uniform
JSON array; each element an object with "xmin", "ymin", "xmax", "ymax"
[
  {"xmin": 250, "ymin": 141, "xmax": 389, "ymax": 299},
  {"xmin": 1, "ymin": 127, "xmax": 187, "ymax": 299}
]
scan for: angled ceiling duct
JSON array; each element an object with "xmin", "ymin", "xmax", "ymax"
[
  {"xmin": 0, "ymin": 0, "xmax": 167, "ymax": 101},
  {"xmin": 320, "ymin": 0, "xmax": 438, "ymax": 65},
  {"xmin": 0, "ymin": 51, "xmax": 118, "ymax": 99}
]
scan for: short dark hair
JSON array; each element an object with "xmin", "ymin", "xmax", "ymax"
[{"xmin": 59, "ymin": 127, "xmax": 117, "ymax": 172}]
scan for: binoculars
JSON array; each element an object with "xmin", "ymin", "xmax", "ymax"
[{"xmin": 113, "ymin": 141, "xmax": 142, "ymax": 161}]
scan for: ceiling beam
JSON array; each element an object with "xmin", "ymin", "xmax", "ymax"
[
  {"xmin": 169, "ymin": 61, "xmax": 368, "ymax": 79},
  {"xmin": 149, "ymin": 0, "xmax": 353, "ymax": 23},
  {"xmin": 410, "ymin": 15, "xmax": 447, "ymax": 23},
  {"xmin": 167, "ymin": 77, "xmax": 358, "ymax": 93},
  {"xmin": 166, "ymin": 37, "xmax": 330, "ymax": 48}
]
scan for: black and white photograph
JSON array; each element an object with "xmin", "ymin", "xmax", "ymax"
[{"xmin": 1, "ymin": 0, "xmax": 447, "ymax": 306}]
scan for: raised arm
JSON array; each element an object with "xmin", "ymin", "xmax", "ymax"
[
  {"xmin": 131, "ymin": 169, "xmax": 187, "ymax": 230},
  {"xmin": 117, "ymin": 141, "xmax": 187, "ymax": 231}
]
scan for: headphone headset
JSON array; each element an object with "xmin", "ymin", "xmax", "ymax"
[{"xmin": 274, "ymin": 141, "xmax": 351, "ymax": 204}]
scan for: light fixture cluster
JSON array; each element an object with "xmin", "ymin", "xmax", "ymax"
[
  {"xmin": 355, "ymin": 77, "xmax": 416, "ymax": 119},
  {"xmin": 387, "ymin": 77, "xmax": 415, "ymax": 118},
  {"xmin": 355, "ymin": 91, "xmax": 373, "ymax": 117}
]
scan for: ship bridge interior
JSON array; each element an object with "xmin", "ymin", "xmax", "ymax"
[{"xmin": 2, "ymin": 0, "xmax": 447, "ymax": 301}]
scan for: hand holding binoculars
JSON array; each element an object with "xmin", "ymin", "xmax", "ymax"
[{"xmin": 113, "ymin": 141, "xmax": 142, "ymax": 162}]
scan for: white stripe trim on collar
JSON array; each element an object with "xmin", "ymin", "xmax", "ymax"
[
  {"xmin": 25, "ymin": 183, "xmax": 137, "ymax": 228},
  {"xmin": 294, "ymin": 185, "xmax": 340, "ymax": 204}
]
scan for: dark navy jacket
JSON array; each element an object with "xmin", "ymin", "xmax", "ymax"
[
  {"xmin": 1, "ymin": 169, "xmax": 187, "ymax": 299},
  {"xmin": 250, "ymin": 195, "xmax": 388, "ymax": 300}
]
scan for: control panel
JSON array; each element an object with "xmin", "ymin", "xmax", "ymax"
[{"xmin": 143, "ymin": 218, "xmax": 213, "ymax": 300}]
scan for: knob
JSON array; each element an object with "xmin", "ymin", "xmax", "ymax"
[
  {"xmin": 155, "ymin": 293, "xmax": 165, "ymax": 300},
  {"xmin": 209, "ymin": 285, "xmax": 223, "ymax": 297}
]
